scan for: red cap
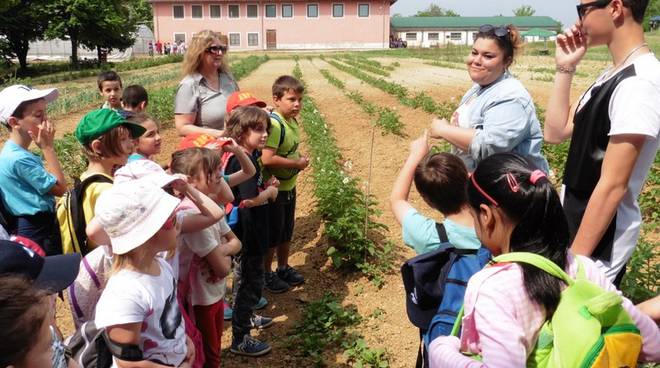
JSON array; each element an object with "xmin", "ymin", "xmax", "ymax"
[
  {"xmin": 176, "ymin": 133, "xmax": 231, "ymax": 151},
  {"xmin": 226, "ymin": 91, "xmax": 267, "ymax": 114}
]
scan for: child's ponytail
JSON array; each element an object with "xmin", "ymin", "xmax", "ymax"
[{"xmin": 468, "ymin": 153, "xmax": 569, "ymax": 317}]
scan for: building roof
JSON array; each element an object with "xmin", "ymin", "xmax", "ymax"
[{"xmin": 391, "ymin": 16, "xmax": 560, "ymax": 30}]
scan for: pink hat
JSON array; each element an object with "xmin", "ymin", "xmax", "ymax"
[
  {"xmin": 114, "ymin": 159, "xmax": 184, "ymax": 188},
  {"xmin": 94, "ymin": 180, "xmax": 181, "ymax": 255}
]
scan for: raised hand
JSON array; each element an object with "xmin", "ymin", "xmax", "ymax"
[
  {"xmin": 555, "ymin": 22, "xmax": 587, "ymax": 69},
  {"xmin": 30, "ymin": 119, "xmax": 55, "ymax": 150}
]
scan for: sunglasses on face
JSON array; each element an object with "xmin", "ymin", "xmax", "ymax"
[
  {"xmin": 205, "ymin": 45, "xmax": 227, "ymax": 54},
  {"xmin": 576, "ymin": 0, "xmax": 612, "ymax": 20},
  {"xmin": 479, "ymin": 24, "xmax": 510, "ymax": 38},
  {"xmin": 162, "ymin": 214, "xmax": 178, "ymax": 230}
]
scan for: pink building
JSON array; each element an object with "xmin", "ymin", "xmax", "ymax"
[{"xmin": 150, "ymin": 0, "xmax": 396, "ymax": 50}]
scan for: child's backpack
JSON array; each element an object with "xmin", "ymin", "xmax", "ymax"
[
  {"xmin": 57, "ymin": 174, "xmax": 113, "ymax": 255},
  {"xmin": 219, "ymin": 151, "xmax": 240, "ymax": 229},
  {"xmin": 453, "ymin": 252, "xmax": 643, "ymax": 368},
  {"xmin": 401, "ymin": 222, "xmax": 491, "ymax": 368},
  {"xmin": 267, "ymin": 112, "xmax": 299, "ymax": 181}
]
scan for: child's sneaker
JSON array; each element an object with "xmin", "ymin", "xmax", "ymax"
[
  {"xmin": 265, "ymin": 271, "xmax": 290, "ymax": 293},
  {"xmin": 230, "ymin": 335, "xmax": 272, "ymax": 357},
  {"xmin": 250, "ymin": 314, "xmax": 274, "ymax": 329},
  {"xmin": 255, "ymin": 296, "xmax": 268, "ymax": 310},
  {"xmin": 224, "ymin": 305, "xmax": 233, "ymax": 321},
  {"xmin": 277, "ymin": 265, "xmax": 305, "ymax": 286}
]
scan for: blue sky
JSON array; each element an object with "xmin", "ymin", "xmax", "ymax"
[{"xmin": 391, "ymin": 0, "xmax": 578, "ymax": 29}]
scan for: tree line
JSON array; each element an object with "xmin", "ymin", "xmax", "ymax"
[{"xmin": 0, "ymin": 0, "xmax": 152, "ymax": 75}]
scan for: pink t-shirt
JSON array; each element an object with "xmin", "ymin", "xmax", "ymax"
[{"xmin": 429, "ymin": 254, "xmax": 660, "ymax": 367}]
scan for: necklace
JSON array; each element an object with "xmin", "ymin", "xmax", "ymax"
[{"xmin": 604, "ymin": 43, "xmax": 648, "ymax": 79}]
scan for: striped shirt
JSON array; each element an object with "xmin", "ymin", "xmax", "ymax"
[{"xmin": 429, "ymin": 254, "xmax": 660, "ymax": 367}]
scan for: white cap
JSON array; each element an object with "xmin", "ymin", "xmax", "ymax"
[
  {"xmin": 94, "ymin": 180, "xmax": 181, "ymax": 255},
  {"xmin": 114, "ymin": 159, "xmax": 184, "ymax": 189},
  {"xmin": 0, "ymin": 85, "xmax": 59, "ymax": 126}
]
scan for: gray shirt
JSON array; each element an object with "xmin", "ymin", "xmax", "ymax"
[{"xmin": 174, "ymin": 71, "xmax": 239, "ymax": 130}]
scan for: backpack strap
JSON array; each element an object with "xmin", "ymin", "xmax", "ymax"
[
  {"xmin": 435, "ymin": 222, "xmax": 449, "ymax": 244},
  {"xmin": 270, "ymin": 112, "xmax": 286, "ymax": 149},
  {"xmin": 493, "ymin": 252, "xmax": 573, "ymax": 286},
  {"xmin": 70, "ymin": 174, "xmax": 113, "ymax": 255}
]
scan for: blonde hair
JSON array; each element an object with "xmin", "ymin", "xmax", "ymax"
[{"xmin": 181, "ymin": 30, "xmax": 230, "ymax": 77}]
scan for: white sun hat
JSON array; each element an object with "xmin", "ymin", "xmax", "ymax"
[
  {"xmin": 94, "ymin": 179, "xmax": 181, "ymax": 255},
  {"xmin": 0, "ymin": 85, "xmax": 59, "ymax": 126},
  {"xmin": 114, "ymin": 159, "xmax": 185, "ymax": 189}
]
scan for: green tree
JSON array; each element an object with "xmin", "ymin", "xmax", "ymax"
[
  {"xmin": 131, "ymin": 0, "xmax": 153, "ymax": 30},
  {"xmin": 45, "ymin": 0, "xmax": 139, "ymax": 64},
  {"xmin": 513, "ymin": 5, "xmax": 536, "ymax": 16},
  {"xmin": 416, "ymin": 4, "xmax": 460, "ymax": 17},
  {"xmin": 643, "ymin": 0, "xmax": 659, "ymax": 31},
  {"xmin": 0, "ymin": 0, "xmax": 49, "ymax": 74}
]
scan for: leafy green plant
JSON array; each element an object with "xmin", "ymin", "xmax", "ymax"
[
  {"xmin": 336, "ymin": 57, "xmax": 390, "ymax": 77},
  {"xmin": 619, "ymin": 229, "xmax": 659, "ymax": 304},
  {"xmin": 31, "ymin": 133, "xmax": 87, "ymax": 182},
  {"xmin": 343, "ymin": 338, "xmax": 390, "ymax": 368}
]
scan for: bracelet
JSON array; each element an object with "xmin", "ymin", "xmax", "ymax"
[{"xmin": 556, "ymin": 65, "xmax": 576, "ymax": 74}]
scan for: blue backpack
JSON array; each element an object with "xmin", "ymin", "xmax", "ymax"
[{"xmin": 401, "ymin": 222, "xmax": 491, "ymax": 367}]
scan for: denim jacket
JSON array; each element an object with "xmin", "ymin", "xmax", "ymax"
[{"xmin": 457, "ymin": 72, "xmax": 549, "ymax": 173}]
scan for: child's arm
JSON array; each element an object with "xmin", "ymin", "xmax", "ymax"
[
  {"xmin": 171, "ymin": 179, "xmax": 224, "ymax": 234},
  {"xmin": 261, "ymin": 148, "xmax": 309, "ymax": 170},
  {"xmin": 390, "ymin": 131, "xmax": 429, "ymax": 225},
  {"xmin": 219, "ymin": 139, "xmax": 256, "ymax": 187},
  {"xmin": 221, "ymin": 230, "xmax": 242, "ymax": 256},
  {"xmin": 214, "ymin": 176, "xmax": 234, "ymax": 204},
  {"xmin": 86, "ymin": 217, "xmax": 111, "ymax": 245},
  {"xmin": 107, "ymin": 324, "xmax": 190, "ymax": 368},
  {"xmin": 31, "ymin": 119, "xmax": 67, "ymax": 196},
  {"xmin": 241, "ymin": 185, "xmax": 278, "ymax": 208},
  {"xmin": 204, "ymin": 244, "xmax": 232, "ymax": 279}
]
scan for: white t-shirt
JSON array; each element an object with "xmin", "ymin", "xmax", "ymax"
[
  {"xmin": 451, "ymin": 95, "xmax": 477, "ymax": 168},
  {"xmin": 95, "ymin": 258, "xmax": 186, "ymax": 367},
  {"xmin": 178, "ymin": 212, "xmax": 231, "ymax": 306},
  {"xmin": 573, "ymin": 52, "xmax": 660, "ymax": 279}
]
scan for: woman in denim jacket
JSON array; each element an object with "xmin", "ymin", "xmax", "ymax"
[{"xmin": 430, "ymin": 24, "xmax": 549, "ymax": 173}]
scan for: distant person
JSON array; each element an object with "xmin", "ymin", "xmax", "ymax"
[
  {"xmin": 0, "ymin": 85, "xmax": 67, "ymax": 255},
  {"xmin": 97, "ymin": 70, "xmax": 123, "ymax": 110},
  {"xmin": 172, "ymin": 41, "xmax": 178, "ymax": 54},
  {"xmin": 175, "ymin": 30, "xmax": 238, "ymax": 137},
  {"xmin": 429, "ymin": 24, "xmax": 549, "ymax": 173},
  {"xmin": 544, "ymin": 0, "xmax": 660, "ymax": 285},
  {"xmin": 156, "ymin": 40, "xmax": 163, "ymax": 55},
  {"xmin": 148, "ymin": 41, "xmax": 154, "ymax": 56},
  {"xmin": 121, "ymin": 84, "xmax": 148, "ymax": 113}
]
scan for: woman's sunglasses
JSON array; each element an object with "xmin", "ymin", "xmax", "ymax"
[
  {"xmin": 576, "ymin": 0, "xmax": 612, "ymax": 20},
  {"xmin": 206, "ymin": 45, "xmax": 228, "ymax": 54},
  {"xmin": 479, "ymin": 24, "xmax": 510, "ymax": 39}
]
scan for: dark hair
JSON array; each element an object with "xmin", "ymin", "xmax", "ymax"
[
  {"xmin": 0, "ymin": 275, "xmax": 49, "ymax": 367},
  {"xmin": 223, "ymin": 105, "xmax": 271, "ymax": 145},
  {"xmin": 414, "ymin": 152, "xmax": 469, "ymax": 215},
  {"xmin": 97, "ymin": 70, "xmax": 123, "ymax": 90},
  {"xmin": 272, "ymin": 75, "xmax": 305, "ymax": 99},
  {"xmin": 475, "ymin": 24, "xmax": 523, "ymax": 65},
  {"xmin": 467, "ymin": 153, "xmax": 569, "ymax": 317},
  {"xmin": 623, "ymin": 0, "xmax": 649, "ymax": 23},
  {"xmin": 83, "ymin": 125, "xmax": 132, "ymax": 160},
  {"xmin": 122, "ymin": 85, "xmax": 148, "ymax": 109},
  {"xmin": 170, "ymin": 147, "xmax": 221, "ymax": 183},
  {"xmin": 126, "ymin": 112, "xmax": 160, "ymax": 130}
]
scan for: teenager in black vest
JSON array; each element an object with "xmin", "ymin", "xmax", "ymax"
[{"xmin": 544, "ymin": 0, "xmax": 659, "ymax": 286}]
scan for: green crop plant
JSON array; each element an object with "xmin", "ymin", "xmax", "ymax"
[{"xmin": 336, "ymin": 57, "xmax": 390, "ymax": 77}]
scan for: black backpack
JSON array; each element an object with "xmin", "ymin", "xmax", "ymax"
[
  {"xmin": 65, "ymin": 321, "xmax": 113, "ymax": 368},
  {"xmin": 0, "ymin": 190, "xmax": 17, "ymax": 235}
]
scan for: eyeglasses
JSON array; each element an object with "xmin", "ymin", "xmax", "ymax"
[
  {"xmin": 576, "ymin": 0, "xmax": 612, "ymax": 20},
  {"xmin": 479, "ymin": 24, "xmax": 510, "ymax": 39},
  {"xmin": 205, "ymin": 45, "xmax": 227, "ymax": 54},
  {"xmin": 162, "ymin": 214, "xmax": 178, "ymax": 230}
]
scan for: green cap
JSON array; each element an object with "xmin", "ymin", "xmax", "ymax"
[{"xmin": 75, "ymin": 109, "xmax": 146, "ymax": 146}]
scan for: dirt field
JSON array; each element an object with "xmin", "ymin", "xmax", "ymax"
[{"xmin": 5, "ymin": 52, "xmax": 653, "ymax": 367}]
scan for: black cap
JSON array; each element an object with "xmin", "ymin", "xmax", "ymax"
[{"xmin": 0, "ymin": 240, "xmax": 81, "ymax": 293}]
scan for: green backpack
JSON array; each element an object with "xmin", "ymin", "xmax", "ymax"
[{"xmin": 452, "ymin": 252, "xmax": 643, "ymax": 368}]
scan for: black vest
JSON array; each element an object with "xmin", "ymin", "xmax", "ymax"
[{"xmin": 562, "ymin": 64, "xmax": 636, "ymax": 262}]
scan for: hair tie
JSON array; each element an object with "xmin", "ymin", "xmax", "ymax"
[{"xmin": 530, "ymin": 170, "xmax": 546, "ymax": 185}]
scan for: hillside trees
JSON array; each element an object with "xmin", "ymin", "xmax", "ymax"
[
  {"xmin": 415, "ymin": 4, "xmax": 459, "ymax": 17},
  {"xmin": 513, "ymin": 5, "xmax": 536, "ymax": 16},
  {"xmin": 0, "ymin": 0, "xmax": 50, "ymax": 74}
]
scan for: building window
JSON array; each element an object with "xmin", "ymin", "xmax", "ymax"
[
  {"xmin": 247, "ymin": 4, "xmax": 258, "ymax": 18},
  {"xmin": 358, "ymin": 3, "xmax": 369, "ymax": 17},
  {"xmin": 228, "ymin": 4, "xmax": 239, "ymax": 18},
  {"xmin": 450, "ymin": 32, "xmax": 462, "ymax": 40},
  {"xmin": 248, "ymin": 33, "xmax": 259, "ymax": 46},
  {"xmin": 265, "ymin": 4, "xmax": 276, "ymax": 17},
  {"xmin": 332, "ymin": 3, "xmax": 344, "ymax": 17},
  {"xmin": 281, "ymin": 4, "xmax": 293, "ymax": 18},
  {"xmin": 174, "ymin": 33, "xmax": 186, "ymax": 44},
  {"xmin": 307, "ymin": 3, "xmax": 318, "ymax": 18},
  {"xmin": 191, "ymin": 4, "xmax": 202, "ymax": 18},
  {"xmin": 405, "ymin": 32, "xmax": 417, "ymax": 41},
  {"xmin": 210, "ymin": 4, "xmax": 221, "ymax": 18},
  {"xmin": 428, "ymin": 32, "xmax": 439, "ymax": 41},
  {"xmin": 229, "ymin": 33, "xmax": 240, "ymax": 46},
  {"xmin": 173, "ymin": 5, "xmax": 184, "ymax": 18}
]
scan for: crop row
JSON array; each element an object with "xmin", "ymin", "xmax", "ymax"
[
  {"xmin": 334, "ymin": 57, "xmax": 390, "ymax": 77},
  {"xmin": 318, "ymin": 69, "xmax": 403, "ymax": 136},
  {"xmin": 293, "ymin": 61, "xmax": 392, "ymax": 285}
]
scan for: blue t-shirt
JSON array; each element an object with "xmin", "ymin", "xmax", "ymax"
[
  {"xmin": 402, "ymin": 208, "xmax": 480, "ymax": 255},
  {"xmin": 0, "ymin": 140, "xmax": 56, "ymax": 215}
]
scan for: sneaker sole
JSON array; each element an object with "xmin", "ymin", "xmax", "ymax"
[
  {"xmin": 251, "ymin": 319, "xmax": 274, "ymax": 329},
  {"xmin": 230, "ymin": 346, "xmax": 272, "ymax": 357}
]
